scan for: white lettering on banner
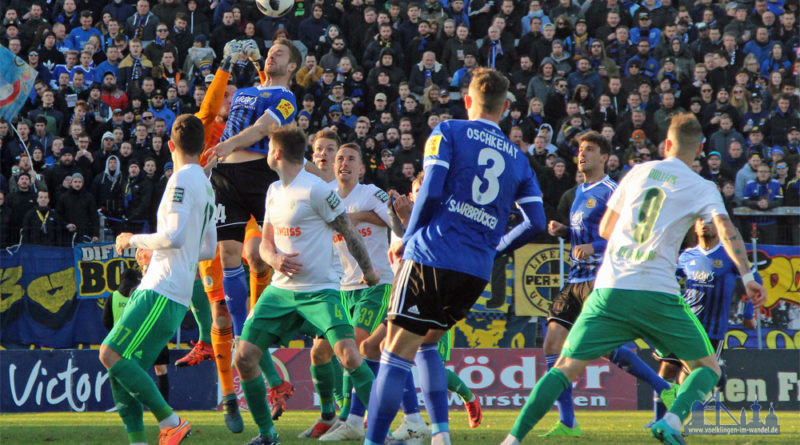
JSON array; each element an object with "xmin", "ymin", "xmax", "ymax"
[
  {"xmin": 465, "ymin": 128, "xmax": 518, "ymax": 159},
  {"xmin": 584, "ymin": 365, "xmax": 612, "ymax": 390},
  {"xmin": 499, "ymin": 357, "xmax": 537, "ymax": 389},
  {"xmin": 80, "ymin": 244, "xmax": 135, "ymax": 261},
  {"xmin": 777, "ymin": 372, "xmax": 799, "ymax": 402},
  {"xmin": 9, "ymin": 359, "xmax": 109, "ymax": 412}
]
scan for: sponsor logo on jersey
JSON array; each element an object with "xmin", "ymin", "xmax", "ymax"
[
  {"xmin": 275, "ymin": 226, "xmax": 302, "ymax": 237},
  {"xmin": 172, "ymin": 187, "xmax": 184, "ymax": 203},
  {"xmin": 276, "ymin": 98, "xmax": 295, "ymax": 120},
  {"xmin": 375, "ymin": 190, "xmax": 389, "ymax": 203},
  {"xmin": 326, "ymin": 191, "xmax": 341, "ymax": 210},
  {"xmin": 586, "ymin": 198, "xmax": 596, "ymax": 209},
  {"xmin": 233, "ymin": 95, "xmax": 257, "ymax": 108},
  {"xmin": 424, "ymin": 134, "xmax": 442, "ymax": 158}
]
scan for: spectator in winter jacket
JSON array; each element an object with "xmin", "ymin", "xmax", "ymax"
[
  {"xmin": 125, "ymin": 0, "xmax": 160, "ymax": 44},
  {"xmin": 408, "ymin": 51, "xmax": 449, "ymax": 95},
  {"xmin": 7, "ymin": 173, "xmax": 37, "ymax": 240},
  {"xmin": 117, "ymin": 39, "xmax": 153, "ymax": 94},
  {"xmin": 121, "ymin": 159, "xmax": 154, "ymax": 233},
  {"xmin": 56, "ymin": 173, "xmax": 99, "ymax": 243},
  {"xmin": 298, "ymin": 3, "xmax": 329, "ymax": 56},
  {"xmin": 22, "ymin": 190, "xmax": 64, "ymax": 246}
]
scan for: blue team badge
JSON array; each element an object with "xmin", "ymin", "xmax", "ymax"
[
  {"xmin": 713, "ymin": 259, "xmax": 723, "ymax": 269},
  {"xmin": 260, "ymin": 91, "xmax": 272, "ymax": 98},
  {"xmin": 586, "ymin": 198, "xmax": 596, "ymax": 209}
]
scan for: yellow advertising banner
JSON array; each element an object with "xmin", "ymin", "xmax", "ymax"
[{"xmin": 513, "ymin": 243, "xmax": 571, "ymax": 317}]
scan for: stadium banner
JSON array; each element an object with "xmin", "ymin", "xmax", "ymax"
[
  {"xmin": 239, "ymin": 348, "xmax": 638, "ymax": 412},
  {"xmin": 513, "ymin": 243, "xmax": 570, "ymax": 317},
  {"xmin": 0, "ymin": 349, "xmax": 216, "ymax": 412},
  {"xmin": 0, "ymin": 44, "xmax": 37, "ymax": 122},
  {"xmin": 0, "ymin": 245, "xmax": 202, "ymax": 348},
  {"xmin": 72, "ymin": 243, "xmax": 138, "ymax": 300},
  {"xmin": 636, "ymin": 349, "xmax": 800, "ymax": 411},
  {"xmin": 747, "ymin": 243, "xmax": 800, "ymax": 314}
]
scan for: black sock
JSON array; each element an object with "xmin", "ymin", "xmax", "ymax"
[{"xmin": 157, "ymin": 374, "xmax": 169, "ymax": 402}]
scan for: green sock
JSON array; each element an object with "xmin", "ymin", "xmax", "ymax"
[
  {"xmin": 311, "ymin": 362, "xmax": 336, "ymax": 418},
  {"xmin": 332, "ymin": 358, "xmax": 344, "ymax": 404},
  {"xmin": 109, "ymin": 376, "xmax": 145, "ymax": 443},
  {"xmin": 509, "ymin": 368, "xmax": 570, "ymax": 441},
  {"xmin": 109, "ymin": 358, "xmax": 172, "ymax": 421},
  {"xmin": 259, "ymin": 352, "xmax": 284, "ymax": 388},
  {"xmin": 190, "ymin": 285, "xmax": 212, "ymax": 343},
  {"xmin": 670, "ymin": 367, "xmax": 718, "ymax": 420},
  {"xmin": 446, "ymin": 368, "xmax": 473, "ymax": 402},
  {"xmin": 339, "ymin": 372, "xmax": 353, "ymax": 420},
  {"xmin": 241, "ymin": 375, "xmax": 276, "ymax": 438},
  {"xmin": 347, "ymin": 361, "xmax": 375, "ymax": 411}
]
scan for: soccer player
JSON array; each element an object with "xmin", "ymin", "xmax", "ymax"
[
  {"xmin": 99, "ymin": 114, "xmax": 217, "ymax": 445},
  {"xmin": 541, "ymin": 131, "xmax": 677, "ymax": 437},
  {"xmin": 501, "ymin": 113, "xmax": 766, "ymax": 445},
  {"xmin": 365, "ymin": 68, "xmax": 547, "ymax": 445},
  {"xmin": 176, "ymin": 41, "xmax": 291, "ymax": 431},
  {"xmin": 233, "ymin": 126, "xmax": 379, "ymax": 445},
  {"xmin": 316, "ymin": 143, "xmax": 395, "ymax": 441},
  {"xmin": 648, "ymin": 218, "xmax": 761, "ymax": 425}
]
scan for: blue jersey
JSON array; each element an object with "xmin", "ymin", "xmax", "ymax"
[
  {"xmin": 677, "ymin": 243, "xmax": 741, "ymax": 340},
  {"xmin": 220, "ymin": 85, "xmax": 297, "ymax": 156},
  {"xmin": 568, "ymin": 176, "xmax": 616, "ymax": 283},
  {"xmin": 404, "ymin": 118, "xmax": 544, "ymax": 281}
]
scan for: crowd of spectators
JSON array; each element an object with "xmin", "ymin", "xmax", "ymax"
[{"xmin": 0, "ymin": 0, "xmax": 798, "ymax": 249}]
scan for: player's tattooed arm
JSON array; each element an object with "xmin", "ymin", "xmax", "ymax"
[
  {"xmin": 713, "ymin": 214, "xmax": 767, "ymax": 306},
  {"xmin": 330, "ymin": 213, "xmax": 379, "ymax": 285}
]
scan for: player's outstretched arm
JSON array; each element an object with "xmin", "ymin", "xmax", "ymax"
[
  {"xmin": 259, "ymin": 222, "xmax": 302, "ymax": 277},
  {"xmin": 496, "ymin": 200, "xmax": 547, "ymax": 255},
  {"xmin": 713, "ymin": 214, "xmax": 766, "ymax": 307},
  {"xmin": 209, "ymin": 111, "xmax": 295, "ymax": 160},
  {"xmin": 116, "ymin": 211, "xmax": 189, "ymax": 253},
  {"xmin": 330, "ymin": 213, "xmax": 379, "ymax": 286}
]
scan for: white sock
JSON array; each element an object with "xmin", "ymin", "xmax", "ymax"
[
  {"xmin": 431, "ymin": 431, "xmax": 451, "ymax": 445},
  {"xmin": 663, "ymin": 412, "xmax": 682, "ymax": 431},
  {"xmin": 499, "ymin": 435, "xmax": 520, "ymax": 445},
  {"xmin": 158, "ymin": 413, "xmax": 180, "ymax": 429},
  {"xmin": 347, "ymin": 413, "xmax": 364, "ymax": 428},
  {"xmin": 405, "ymin": 412, "xmax": 423, "ymax": 423}
]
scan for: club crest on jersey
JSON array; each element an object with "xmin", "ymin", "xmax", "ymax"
[
  {"xmin": 276, "ymin": 99, "xmax": 295, "ymax": 119},
  {"xmin": 260, "ymin": 91, "xmax": 272, "ymax": 98},
  {"xmin": 172, "ymin": 187, "xmax": 185, "ymax": 203},
  {"xmin": 326, "ymin": 191, "xmax": 341, "ymax": 209},
  {"xmin": 586, "ymin": 198, "xmax": 596, "ymax": 209},
  {"xmin": 424, "ymin": 134, "xmax": 442, "ymax": 158},
  {"xmin": 713, "ymin": 259, "xmax": 723, "ymax": 269}
]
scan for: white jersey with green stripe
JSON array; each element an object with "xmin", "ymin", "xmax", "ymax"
[
  {"xmin": 596, "ymin": 157, "xmax": 728, "ymax": 295},
  {"xmin": 334, "ymin": 183, "xmax": 393, "ymax": 290},
  {"xmin": 135, "ymin": 164, "xmax": 216, "ymax": 306}
]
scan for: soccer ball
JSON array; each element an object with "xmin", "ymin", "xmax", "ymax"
[{"xmin": 256, "ymin": 0, "xmax": 294, "ymax": 17}]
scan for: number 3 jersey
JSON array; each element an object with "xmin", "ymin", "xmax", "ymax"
[
  {"xmin": 404, "ymin": 118, "xmax": 543, "ymax": 281},
  {"xmin": 334, "ymin": 183, "xmax": 394, "ymax": 290},
  {"xmin": 265, "ymin": 169, "xmax": 345, "ymax": 292},
  {"xmin": 596, "ymin": 157, "xmax": 728, "ymax": 295}
]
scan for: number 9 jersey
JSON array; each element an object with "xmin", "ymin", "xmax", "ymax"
[
  {"xmin": 403, "ymin": 119, "xmax": 543, "ymax": 281},
  {"xmin": 596, "ymin": 157, "xmax": 728, "ymax": 295}
]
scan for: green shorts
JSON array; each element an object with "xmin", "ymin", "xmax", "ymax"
[
  {"xmin": 561, "ymin": 288, "xmax": 714, "ymax": 362},
  {"xmin": 102, "ymin": 289, "xmax": 187, "ymax": 368},
  {"xmin": 340, "ymin": 284, "xmax": 391, "ymax": 334},
  {"xmin": 242, "ymin": 285, "xmax": 354, "ymax": 350},
  {"xmin": 437, "ymin": 329, "xmax": 453, "ymax": 362}
]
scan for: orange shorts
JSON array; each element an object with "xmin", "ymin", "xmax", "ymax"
[{"xmin": 243, "ymin": 216, "xmax": 262, "ymax": 244}]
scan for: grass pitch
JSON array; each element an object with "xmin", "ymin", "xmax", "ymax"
[{"xmin": 1, "ymin": 410, "xmax": 797, "ymax": 444}]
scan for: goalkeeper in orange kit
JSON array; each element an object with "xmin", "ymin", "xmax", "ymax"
[{"xmin": 174, "ymin": 39, "xmax": 293, "ymax": 434}]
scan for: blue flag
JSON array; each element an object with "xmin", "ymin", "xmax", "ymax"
[{"xmin": 0, "ymin": 45, "xmax": 37, "ymax": 122}]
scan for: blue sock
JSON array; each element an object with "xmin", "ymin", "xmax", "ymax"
[
  {"xmin": 546, "ymin": 353, "xmax": 575, "ymax": 428},
  {"xmin": 350, "ymin": 359, "xmax": 379, "ymax": 417},
  {"xmin": 401, "ymin": 371, "xmax": 420, "ymax": 414},
  {"xmin": 653, "ymin": 389, "xmax": 667, "ymax": 421},
  {"xmin": 222, "ymin": 266, "xmax": 248, "ymax": 336},
  {"xmin": 608, "ymin": 347, "xmax": 670, "ymax": 393},
  {"xmin": 365, "ymin": 351, "xmax": 413, "ymax": 445},
  {"xmin": 415, "ymin": 343, "xmax": 449, "ymax": 436}
]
